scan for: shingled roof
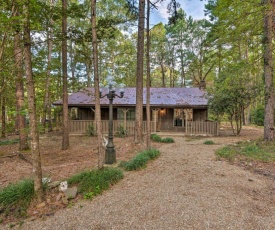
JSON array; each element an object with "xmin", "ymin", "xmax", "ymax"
[{"xmin": 53, "ymin": 87, "xmax": 208, "ymax": 108}]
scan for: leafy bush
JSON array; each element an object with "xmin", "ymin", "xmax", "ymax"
[
  {"xmin": 203, "ymin": 140, "xmax": 214, "ymax": 145},
  {"xmin": 120, "ymin": 148, "xmax": 160, "ymax": 171},
  {"xmin": 0, "ymin": 179, "xmax": 34, "ymax": 218},
  {"xmin": 150, "ymin": 134, "xmax": 175, "ymax": 143},
  {"xmin": 162, "ymin": 137, "xmax": 175, "ymax": 143},
  {"xmin": 150, "ymin": 134, "xmax": 162, "ymax": 142},
  {"xmin": 87, "ymin": 124, "xmax": 96, "ymax": 136},
  {"xmin": 250, "ymin": 106, "xmax": 264, "ymax": 126},
  {"xmin": 68, "ymin": 167, "xmax": 123, "ymax": 195},
  {"xmin": 116, "ymin": 125, "xmax": 128, "ymax": 138}
]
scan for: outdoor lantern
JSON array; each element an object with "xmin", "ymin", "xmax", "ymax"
[{"xmin": 99, "ymin": 76, "xmax": 125, "ymax": 164}]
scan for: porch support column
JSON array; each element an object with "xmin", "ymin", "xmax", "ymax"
[
  {"xmin": 152, "ymin": 109, "xmax": 159, "ymax": 132},
  {"xmin": 121, "ymin": 108, "xmax": 129, "ymax": 129},
  {"xmin": 91, "ymin": 108, "xmax": 96, "ymax": 130}
]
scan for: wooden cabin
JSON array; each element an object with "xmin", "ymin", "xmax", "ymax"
[{"xmin": 53, "ymin": 87, "xmax": 219, "ymax": 135}]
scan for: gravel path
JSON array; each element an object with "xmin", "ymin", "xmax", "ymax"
[{"xmin": 6, "ymin": 133, "xmax": 275, "ymax": 230}]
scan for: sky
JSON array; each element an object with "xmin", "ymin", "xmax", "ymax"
[{"xmin": 151, "ymin": 0, "xmax": 207, "ymax": 26}]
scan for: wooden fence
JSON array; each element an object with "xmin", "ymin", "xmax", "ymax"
[
  {"xmin": 69, "ymin": 120, "xmax": 156, "ymax": 135},
  {"xmin": 185, "ymin": 121, "xmax": 219, "ymax": 136}
]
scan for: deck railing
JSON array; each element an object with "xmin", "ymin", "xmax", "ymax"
[
  {"xmin": 69, "ymin": 120, "xmax": 156, "ymax": 135},
  {"xmin": 69, "ymin": 120, "xmax": 219, "ymax": 136},
  {"xmin": 185, "ymin": 121, "xmax": 219, "ymax": 136}
]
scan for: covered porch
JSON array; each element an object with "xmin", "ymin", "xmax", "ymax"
[
  {"xmin": 68, "ymin": 107, "xmax": 219, "ymax": 136},
  {"xmin": 68, "ymin": 115, "xmax": 219, "ymax": 136}
]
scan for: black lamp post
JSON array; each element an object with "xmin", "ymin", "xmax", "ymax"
[{"xmin": 100, "ymin": 79, "xmax": 125, "ymax": 164}]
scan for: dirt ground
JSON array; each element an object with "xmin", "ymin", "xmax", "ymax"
[
  {"xmin": 0, "ymin": 132, "xmax": 158, "ymax": 189},
  {"xmin": 0, "ymin": 125, "xmax": 271, "ymax": 189},
  {"xmin": 2, "ymin": 124, "xmax": 275, "ymax": 229},
  {"xmin": 2, "ymin": 124, "xmax": 275, "ymax": 230}
]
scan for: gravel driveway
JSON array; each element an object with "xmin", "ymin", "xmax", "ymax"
[{"xmin": 6, "ymin": 131, "xmax": 275, "ymax": 230}]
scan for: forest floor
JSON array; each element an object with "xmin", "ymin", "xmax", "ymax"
[{"xmin": 1, "ymin": 124, "xmax": 275, "ymax": 229}]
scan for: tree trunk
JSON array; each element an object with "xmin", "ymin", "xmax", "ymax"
[
  {"xmin": 62, "ymin": 0, "xmax": 69, "ymax": 149},
  {"xmin": 160, "ymin": 60, "xmax": 166, "ymax": 87},
  {"xmin": 263, "ymin": 0, "xmax": 275, "ymax": 140},
  {"xmin": 42, "ymin": 0, "xmax": 54, "ymax": 133},
  {"xmin": 0, "ymin": 24, "xmax": 7, "ymax": 138},
  {"xmin": 13, "ymin": 3, "xmax": 29, "ymax": 150},
  {"xmin": 69, "ymin": 40, "xmax": 76, "ymax": 91},
  {"xmin": 134, "ymin": 0, "xmax": 145, "ymax": 143},
  {"xmin": 146, "ymin": 0, "xmax": 151, "ymax": 149},
  {"xmin": 91, "ymin": 0, "xmax": 104, "ymax": 168},
  {"xmin": 1, "ymin": 95, "xmax": 5, "ymax": 138},
  {"xmin": 23, "ymin": 0, "xmax": 43, "ymax": 202}
]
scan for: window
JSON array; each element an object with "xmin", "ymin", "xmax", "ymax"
[
  {"xmin": 117, "ymin": 108, "xmax": 135, "ymax": 120},
  {"xmin": 174, "ymin": 109, "xmax": 183, "ymax": 127}
]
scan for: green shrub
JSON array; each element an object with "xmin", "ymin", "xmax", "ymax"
[
  {"xmin": 0, "ymin": 179, "xmax": 34, "ymax": 218},
  {"xmin": 250, "ymin": 106, "xmax": 264, "ymax": 126},
  {"xmin": 150, "ymin": 134, "xmax": 175, "ymax": 143},
  {"xmin": 116, "ymin": 125, "xmax": 128, "ymax": 138},
  {"xmin": 5, "ymin": 121, "xmax": 16, "ymax": 134},
  {"xmin": 162, "ymin": 137, "xmax": 175, "ymax": 143},
  {"xmin": 87, "ymin": 124, "xmax": 96, "ymax": 136},
  {"xmin": 150, "ymin": 134, "xmax": 162, "ymax": 142},
  {"xmin": 144, "ymin": 148, "xmax": 161, "ymax": 159},
  {"xmin": 68, "ymin": 167, "xmax": 123, "ymax": 195},
  {"xmin": 0, "ymin": 139, "xmax": 19, "ymax": 146},
  {"xmin": 120, "ymin": 148, "xmax": 160, "ymax": 171},
  {"xmin": 203, "ymin": 140, "xmax": 214, "ymax": 145},
  {"xmin": 216, "ymin": 146, "xmax": 236, "ymax": 161}
]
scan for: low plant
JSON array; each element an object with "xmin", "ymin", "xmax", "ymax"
[
  {"xmin": 68, "ymin": 167, "xmax": 123, "ymax": 195},
  {"xmin": 0, "ymin": 179, "xmax": 34, "ymax": 219},
  {"xmin": 0, "ymin": 139, "xmax": 19, "ymax": 146},
  {"xmin": 120, "ymin": 148, "xmax": 160, "ymax": 171},
  {"xmin": 150, "ymin": 134, "xmax": 175, "ymax": 143},
  {"xmin": 161, "ymin": 137, "xmax": 175, "ymax": 143},
  {"xmin": 216, "ymin": 140, "xmax": 275, "ymax": 162},
  {"xmin": 116, "ymin": 125, "xmax": 128, "ymax": 138},
  {"xmin": 150, "ymin": 134, "xmax": 162, "ymax": 142},
  {"xmin": 87, "ymin": 124, "xmax": 96, "ymax": 136},
  {"xmin": 203, "ymin": 140, "xmax": 214, "ymax": 145}
]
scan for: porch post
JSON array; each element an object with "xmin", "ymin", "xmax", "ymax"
[
  {"xmin": 152, "ymin": 109, "xmax": 159, "ymax": 132},
  {"xmin": 122, "ymin": 108, "xmax": 129, "ymax": 130}
]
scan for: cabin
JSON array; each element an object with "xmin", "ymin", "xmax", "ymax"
[{"xmin": 53, "ymin": 87, "xmax": 219, "ymax": 136}]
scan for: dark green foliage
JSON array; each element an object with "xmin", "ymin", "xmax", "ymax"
[
  {"xmin": 86, "ymin": 124, "xmax": 96, "ymax": 136},
  {"xmin": 150, "ymin": 134, "xmax": 175, "ymax": 143},
  {"xmin": 216, "ymin": 140, "xmax": 275, "ymax": 162},
  {"xmin": 116, "ymin": 125, "xmax": 128, "ymax": 138},
  {"xmin": 203, "ymin": 140, "xmax": 214, "ymax": 145},
  {"xmin": 162, "ymin": 137, "xmax": 175, "ymax": 143},
  {"xmin": 150, "ymin": 134, "xmax": 162, "ymax": 142},
  {"xmin": 0, "ymin": 139, "xmax": 19, "ymax": 146},
  {"xmin": 68, "ymin": 167, "xmax": 123, "ymax": 195},
  {"xmin": 0, "ymin": 179, "xmax": 34, "ymax": 218},
  {"xmin": 250, "ymin": 106, "xmax": 264, "ymax": 126},
  {"xmin": 120, "ymin": 149, "xmax": 160, "ymax": 171}
]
